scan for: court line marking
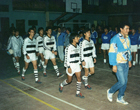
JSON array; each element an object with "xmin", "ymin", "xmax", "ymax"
[
  {"xmin": 12, "ymin": 78, "xmax": 85, "ymax": 110},
  {"xmin": 0, "ymin": 79, "xmax": 60, "ymax": 110},
  {"xmin": 96, "ymin": 67, "xmax": 140, "ymax": 78}
]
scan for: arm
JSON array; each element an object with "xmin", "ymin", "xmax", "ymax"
[
  {"xmin": 22, "ymin": 39, "xmax": 27, "ymax": 55},
  {"xmin": 36, "ymin": 37, "xmax": 39, "ymax": 53},
  {"xmin": 64, "ymin": 46, "xmax": 70, "ymax": 68},
  {"xmin": 43, "ymin": 36, "xmax": 51, "ymax": 51},
  {"xmin": 80, "ymin": 41, "xmax": 86, "ymax": 66},
  {"xmin": 7, "ymin": 37, "xmax": 12, "ymax": 50}
]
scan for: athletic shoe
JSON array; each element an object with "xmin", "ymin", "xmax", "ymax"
[
  {"xmin": 17, "ymin": 69, "xmax": 20, "ymax": 75},
  {"xmin": 43, "ymin": 73, "xmax": 47, "ymax": 77},
  {"xmin": 35, "ymin": 80, "xmax": 42, "ymax": 84},
  {"xmin": 85, "ymin": 85, "xmax": 92, "ymax": 90},
  {"xmin": 116, "ymin": 97, "xmax": 129, "ymax": 105},
  {"xmin": 21, "ymin": 76, "xmax": 25, "ymax": 80},
  {"xmin": 76, "ymin": 93, "xmax": 85, "ymax": 98},
  {"xmin": 107, "ymin": 89, "xmax": 113, "ymax": 102},
  {"xmin": 57, "ymin": 73, "xmax": 64, "ymax": 78},
  {"xmin": 59, "ymin": 84, "xmax": 63, "ymax": 93}
]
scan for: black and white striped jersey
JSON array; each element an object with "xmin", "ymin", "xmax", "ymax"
[
  {"xmin": 36, "ymin": 35, "xmax": 45, "ymax": 52},
  {"xmin": 80, "ymin": 39, "xmax": 96, "ymax": 62},
  {"xmin": 43, "ymin": 35, "xmax": 57, "ymax": 51},
  {"xmin": 23, "ymin": 37, "xmax": 37, "ymax": 55},
  {"xmin": 64, "ymin": 44, "xmax": 81, "ymax": 68}
]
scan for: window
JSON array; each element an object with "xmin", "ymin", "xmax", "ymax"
[
  {"xmin": 28, "ymin": 20, "xmax": 38, "ymax": 26},
  {"xmin": 88, "ymin": 0, "xmax": 99, "ymax": 6},
  {"xmin": 0, "ymin": 5, "xmax": 9, "ymax": 12},
  {"xmin": 88, "ymin": 0, "xmax": 93, "ymax": 5},
  {"xmin": 113, "ymin": 0, "xmax": 127, "ymax": 5},
  {"xmin": 94, "ymin": 0, "xmax": 99, "ymax": 6}
]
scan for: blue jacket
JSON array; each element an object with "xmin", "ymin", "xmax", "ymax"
[
  {"xmin": 129, "ymin": 33, "xmax": 138, "ymax": 45},
  {"xmin": 137, "ymin": 33, "xmax": 140, "ymax": 45},
  {"xmin": 101, "ymin": 33, "xmax": 111, "ymax": 44},
  {"xmin": 64, "ymin": 33, "xmax": 71, "ymax": 47},
  {"xmin": 90, "ymin": 31, "xmax": 98, "ymax": 44},
  {"xmin": 109, "ymin": 33, "xmax": 132, "ymax": 66},
  {"xmin": 109, "ymin": 30, "xmax": 114, "ymax": 37},
  {"xmin": 55, "ymin": 32, "xmax": 65, "ymax": 46}
]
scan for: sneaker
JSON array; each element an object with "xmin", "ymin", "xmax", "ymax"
[
  {"xmin": 17, "ymin": 69, "xmax": 20, "ymax": 75},
  {"xmin": 43, "ymin": 73, "xmax": 47, "ymax": 77},
  {"xmin": 21, "ymin": 76, "xmax": 25, "ymax": 80},
  {"xmin": 116, "ymin": 97, "xmax": 129, "ymax": 105},
  {"xmin": 85, "ymin": 85, "xmax": 92, "ymax": 90},
  {"xmin": 76, "ymin": 93, "xmax": 85, "ymax": 98},
  {"xmin": 57, "ymin": 73, "xmax": 64, "ymax": 78},
  {"xmin": 107, "ymin": 89, "xmax": 113, "ymax": 102},
  {"xmin": 35, "ymin": 80, "xmax": 42, "ymax": 84},
  {"xmin": 59, "ymin": 84, "xmax": 63, "ymax": 93}
]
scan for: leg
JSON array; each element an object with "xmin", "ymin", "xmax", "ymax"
[
  {"xmin": 58, "ymin": 46, "xmax": 64, "ymax": 61},
  {"xmin": 21, "ymin": 61, "xmax": 29, "ymax": 80},
  {"xmin": 43, "ymin": 59, "xmax": 48, "ymax": 76},
  {"xmin": 15, "ymin": 57, "xmax": 20, "ymax": 73},
  {"xmin": 40, "ymin": 53, "xmax": 45, "ymax": 66},
  {"xmin": 103, "ymin": 50, "xmax": 106, "ymax": 63},
  {"xmin": 133, "ymin": 52, "xmax": 136, "ymax": 66}
]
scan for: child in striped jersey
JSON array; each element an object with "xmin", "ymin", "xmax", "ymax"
[
  {"xmin": 22, "ymin": 28, "xmax": 41, "ymax": 84},
  {"xmin": 80, "ymin": 28, "xmax": 97, "ymax": 90},
  {"xmin": 43, "ymin": 27, "xmax": 63, "ymax": 78},
  {"xmin": 36, "ymin": 27, "xmax": 45, "ymax": 71},
  {"xmin": 59, "ymin": 33, "xmax": 84, "ymax": 98}
]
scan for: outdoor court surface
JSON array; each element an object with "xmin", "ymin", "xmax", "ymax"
[{"xmin": 0, "ymin": 50, "xmax": 140, "ymax": 110}]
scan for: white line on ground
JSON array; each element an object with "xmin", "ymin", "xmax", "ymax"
[
  {"xmin": 12, "ymin": 78, "xmax": 85, "ymax": 110},
  {"xmin": 96, "ymin": 67, "xmax": 140, "ymax": 78}
]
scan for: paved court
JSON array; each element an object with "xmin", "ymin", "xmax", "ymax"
[{"xmin": 0, "ymin": 50, "xmax": 140, "ymax": 110}]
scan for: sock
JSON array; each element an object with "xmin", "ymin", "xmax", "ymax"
[
  {"xmin": 60, "ymin": 79, "xmax": 68, "ymax": 87},
  {"xmin": 76, "ymin": 82, "xmax": 82, "ymax": 94},
  {"xmin": 54, "ymin": 65, "xmax": 59, "ymax": 76},
  {"xmin": 43, "ymin": 65, "xmax": 47, "ymax": 73},
  {"xmin": 34, "ymin": 69, "xmax": 39, "ymax": 81},
  {"xmin": 133, "ymin": 61, "xmax": 135, "ymax": 66},
  {"xmin": 12, "ymin": 57, "xmax": 16, "ymax": 67},
  {"xmin": 16, "ymin": 62, "xmax": 20, "ymax": 72},
  {"xmin": 41, "ymin": 61, "xmax": 44, "ymax": 66},
  {"xmin": 136, "ymin": 54, "xmax": 138, "ymax": 64},
  {"xmin": 84, "ymin": 76, "xmax": 88, "ymax": 86},
  {"xmin": 88, "ymin": 73, "xmax": 91, "ymax": 77},
  {"xmin": 22, "ymin": 68, "xmax": 26, "ymax": 76},
  {"xmin": 104, "ymin": 59, "xmax": 106, "ymax": 63}
]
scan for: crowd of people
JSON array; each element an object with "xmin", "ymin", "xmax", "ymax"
[{"xmin": 5, "ymin": 22, "xmax": 140, "ymax": 104}]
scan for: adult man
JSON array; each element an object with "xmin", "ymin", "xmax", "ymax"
[
  {"xmin": 90, "ymin": 25, "xmax": 98, "ymax": 44},
  {"xmin": 64, "ymin": 28, "xmax": 71, "ymax": 48},
  {"xmin": 107, "ymin": 22, "xmax": 132, "ymax": 105}
]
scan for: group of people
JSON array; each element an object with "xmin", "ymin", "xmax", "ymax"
[{"xmin": 6, "ymin": 22, "xmax": 138, "ymax": 104}]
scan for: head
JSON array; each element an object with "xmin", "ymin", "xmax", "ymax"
[
  {"xmin": 28, "ymin": 28, "xmax": 35, "ymax": 37},
  {"xmin": 15, "ymin": 29, "xmax": 19, "ymax": 36},
  {"xmin": 104, "ymin": 27, "xmax": 109, "ymax": 33},
  {"xmin": 115, "ymin": 26, "xmax": 118, "ymax": 32},
  {"xmin": 32, "ymin": 26, "xmax": 36, "ymax": 32},
  {"xmin": 38, "ymin": 27, "xmax": 44, "ymax": 35},
  {"xmin": 131, "ymin": 26, "xmax": 136, "ymax": 34},
  {"xmin": 79, "ymin": 32, "xmax": 83, "ymax": 38},
  {"xmin": 66, "ymin": 28, "xmax": 71, "ymax": 34},
  {"xmin": 46, "ymin": 26, "xmax": 52, "ymax": 35},
  {"xmin": 83, "ymin": 28, "xmax": 91, "ymax": 38},
  {"xmin": 11, "ymin": 23, "xmax": 14, "ymax": 27},
  {"xmin": 57, "ymin": 27, "xmax": 61, "ymax": 33},
  {"xmin": 53, "ymin": 26, "xmax": 57, "ymax": 31},
  {"xmin": 138, "ymin": 26, "xmax": 140, "ymax": 32},
  {"xmin": 109, "ymin": 26, "xmax": 112, "ymax": 31},
  {"xmin": 120, "ymin": 22, "xmax": 130, "ymax": 36},
  {"xmin": 69, "ymin": 33, "xmax": 79, "ymax": 44},
  {"xmin": 11, "ymin": 29, "xmax": 15, "ymax": 35}
]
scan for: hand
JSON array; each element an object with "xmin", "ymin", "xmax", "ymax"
[
  {"xmin": 68, "ymin": 68, "xmax": 72, "ymax": 73},
  {"xmin": 82, "ymin": 61, "xmax": 86, "ymax": 66},
  {"xmin": 112, "ymin": 66, "xmax": 117, "ymax": 73},
  {"xmin": 94, "ymin": 58, "xmax": 96, "ymax": 63},
  {"xmin": 26, "ymin": 55, "xmax": 30, "ymax": 59},
  {"xmin": 129, "ymin": 61, "xmax": 132, "ymax": 68}
]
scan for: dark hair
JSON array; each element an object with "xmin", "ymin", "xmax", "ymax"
[
  {"xmin": 32, "ymin": 25, "xmax": 36, "ymax": 29},
  {"xmin": 91, "ymin": 24, "xmax": 95, "ymax": 28},
  {"xmin": 66, "ymin": 27, "xmax": 71, "ymax": 33},
  {"xmin": 119, "ymin": 22, "xmax": 130, "ymax": 29},
  {"xmin": 53, "ymin": 26, "xmax": 57, "ymax": 30},
  {"xmin": 46, "ymin": 26, "xmax": 52, "ymax": 31},
  {"xmin": 28, "ymin": 28, "xmax": 34, "ymax": 33},
  {"xmin": 57, "ymin": 26, "xmax": 61, "ymax": 29},
  {"xmin": 131, "ymin": 26, "xmax": 136, "ymax": 31},
  {"xmin": 79, "ymin": 31, "xmax": 83, "ymax": 35},
  {"xmin": 15, "ymin": 29, "xmax": 19, "ymax": 32},
  {"xmin": 38, "ymin": 27, "xmax": 44, "ymax": 33},
  {"xmin": 69, "ymin": 33, "xmax": 78, "ymax": 44},
  {"xmin": 104, "ymin": 26, "xmax": 109, "ymax": 30},
  {"xmin": 83, "ymin": 28, "xmax": 90, "ymax": 38}
]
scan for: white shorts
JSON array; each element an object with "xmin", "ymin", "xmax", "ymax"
[
  {"xmin": 24, "ymin": 53, "xmax": 37, "ymax": 63},
  {"xmin": 44, "ymin": 50, "xmax": 55, "ymax": 60},
  {"xmin": 101, "ymin": 43, "xmax": 110, "ymax": 50},
  {"xmin": 38, "ymin": 47, "xmax": 44, "ymax": 54},
  {"xmin": 131, "ymin": 45, "xmax": 137, "ymax": 52},
  {"xmin": 13, "ymin": 50, "xmax": 21, "ymax": 57},
  {"xmin": 66, "ymin": 63, "xmax": 81, "ymax": 76},
  {"xmin": 83, "ymin": 57, "xmax": 94, "ymax": 68}
]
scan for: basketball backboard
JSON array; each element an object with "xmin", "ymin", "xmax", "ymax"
[{"xmin": 66, "ymin": 0, "xmax": 82, "ymax": 13}]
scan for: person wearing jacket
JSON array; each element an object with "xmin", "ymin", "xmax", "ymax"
[{"xmin": 107, "ymin": 22, "xmax": 132, "ymax": 105}]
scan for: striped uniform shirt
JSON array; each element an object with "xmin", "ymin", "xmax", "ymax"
[
  {"xmin": 36, "ymin": 35, "xmax": 45, "ymax": 52},
  {"xmin": 80, "ymin": 39, "xmax": 96, "ymax": 62},
  {"xmin": 64, "ymin": 44, "xmax": 81, "ymax": 68},
  {"xmin": 23, "ymin": 37, "xmax": 36, "ymax": 55},
  {"xmin": 43, "ymin": 35, "xmax": 57, "ymax": 51}
]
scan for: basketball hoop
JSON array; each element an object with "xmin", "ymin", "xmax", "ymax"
[{"xmin": 73, "ymin": 8, "xmax": 80, "ymax": 13}]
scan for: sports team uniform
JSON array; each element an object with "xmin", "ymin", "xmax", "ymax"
[
  {"xmin": 34, "ymin": 33, "xmax": 39, "ymax": 39},
  {"xmin": 90, "ymin": 30, "xmax": 98, "ymax": 44},
  {"xmin": 64, "ymin": 44, "xmax": 81, "ymax": 76},
  {"xmin": 101, "ymin": 33, "xmax": 111, "ymax": 50},
  {"xmin": 80, "ymin": 39, "xmax": 96, "ymax": 68},
  {"xmin": 129, "ymin": 33, "xmax": 138, "ymax": 52},
  {"xmin": 23, "ymin": 37, "xmax": 37, "ymax": 63},
  {"xmin": 36, "ymin": 35, "xmax": 45, "ymax": 54}
]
